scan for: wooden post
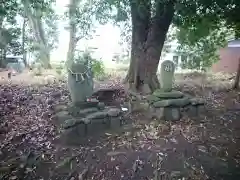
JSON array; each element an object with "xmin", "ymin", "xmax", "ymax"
[{"xmin": 233, "ymin": 57, "xmax": 240, "ymax": 89}]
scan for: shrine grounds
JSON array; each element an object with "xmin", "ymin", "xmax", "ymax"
[{"xmin": 0, "ymin": 67, "xmax": 240, "ymax": 180}]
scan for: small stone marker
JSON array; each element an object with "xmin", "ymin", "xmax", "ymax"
[{"xmin": 160, "ymin": 60, "xmax": 175, "ymax": 92}]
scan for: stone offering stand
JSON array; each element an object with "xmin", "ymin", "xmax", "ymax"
[
  {"xmin": 147, "ymin": 60, "xmax": 205, "ymax": 121},
  {"xmin": 147, "ymin": 90, "xmax": 204, "ymax": 121},
  {"xmin": 52, "ymin": 61, "xmax": 124, "ymax": 143}
]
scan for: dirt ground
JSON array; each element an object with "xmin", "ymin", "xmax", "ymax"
[{"xmin": 0, "ymin": 70, "xmax": 240, "ymax": 180}]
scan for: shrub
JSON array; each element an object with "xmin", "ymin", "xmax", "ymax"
[{"xmin": 74, "ymin": 50, "xmax": 106, "ymax": 79}]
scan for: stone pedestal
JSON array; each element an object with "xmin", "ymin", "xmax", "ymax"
[
  {"xmin": 53, "ymin": 100, "xmax": 124, "ymax": 142},
  {"xmin": 147, "ymin": 89, "xmax": 205, "ymax": 121},
  {"xmin": 56, "ymin": 60, "xmax": 124, "ymax": 144}
]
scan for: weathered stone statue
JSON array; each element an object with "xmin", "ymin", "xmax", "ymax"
[{"xmin": 147, "ymin": 60, "xmax": 205, "ymax": 121}]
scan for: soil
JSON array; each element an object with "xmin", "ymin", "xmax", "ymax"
[{"xmin": 0, "ymin": 71, "xmax": 240, "ymax": 180}]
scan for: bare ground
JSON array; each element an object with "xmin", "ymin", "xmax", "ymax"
[{"xmin": 0, "ymin": 70, "xmax": 240, "ymax": 180}]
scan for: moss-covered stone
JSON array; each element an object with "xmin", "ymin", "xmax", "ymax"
[
  {"xmin": 153, "ymin": 97, "xmax": 191, "ymax": 108},
  {"xmin": 187, "ymin": 105, "xmax": 198, "ymax": 117},
  {"xmin": 153, "ymin": 90, "xmax": 184, "ymax": 99},
  {"xmin": 164, "ymin": 107, "xmax": 181, "ymax": 121},
  {"xmin": 146, "ymin": 95, "xmax": 161, "ymax": 104},
  {"xmin": 150, "ymin": 107, "xmax": 181, "ymax": 121},
  {"xmin": 62, "ymin": 124, "xmax": 86, "ymax": 142},
  {"xmin": 67, "ymin": 105, "xmax": 80, "ymax": 116},
  {"xmin": 107, "ymin": 108, "xmax": 121, "ymax": 117},
  {"xmin": 86, "ymin": 118, "xmax": 108, "ymax": 135},
  {"xmin": 190, "ymin": 98, "xmax": 205, "ymax": 105},
  {"xmin": 86, "ymin": 111, "xmax": 108, "ymax": 119},
  {"xmin": 53, "ymin": 111, "xmax": 72, "ymax": 125},
  {"xmin": 98, "ymin": 102, "xmax": 105, "ymax": 110},
  {"xmin": 79, "ymin": 107, "xmax": 99, "ymax": 116}
]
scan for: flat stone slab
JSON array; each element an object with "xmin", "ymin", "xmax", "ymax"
[
  {"xmin": 79, "ymin": 107, "xmax": 99, "ymax": 116},
  {"xmin": 86, "ymin": 111, "xmax": 108, "ymax": 119},
  {"xmin": 153, "ymin": 97, "xmax": 191, "ymax": 108},
  {"xmin": 153, "ymin": 90, "xmax": 184, "ymax": 99},
  {"xmin": 146, "ymin": 95, "xmax": 161, "ymax": 104},
  {"xmin": 190, "ymin": 98, "xmax": 205, "ymax": 105},
  {"xmin": 107, "ymin": 108, "xmax": 121, "ymax": 117}
]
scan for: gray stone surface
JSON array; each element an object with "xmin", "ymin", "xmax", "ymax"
[
  {"xmin": 53, "ymin": 111, "xmax": 72, "ymax": 125},
  {"xmin": 62, "ymin": 124, "xmax": 86, "ymax": 143},
  {"xmin": 98, "ymin": 102, "xmax": 105, "ymax": 110},
  {"xmin": 154, "ymin": 107, "xmax": 165, "ymax": 120},
  {"xmin": 146, "ymin": 95, "xmax": 161, "ymax": 104},
  {"xmin": 190, "ymin": 98, "xmax": 205, "ymax": 105},
  {"xmin": 108, "ymin": 117, "xmax": 122, "ymax": 129},
  {"xmin": 149, "ymin": 106, "xmax": 181, "ymax": 121},
  {"xmin": 160, "ymin": 60, "xmax": 175, "ymax": 92},
  {"xmin": 86, "ymin": 111, "xmax": 108, "ymax": 119},
  {"xmin": 164, "ymin": 107, "xmax": 181, "ymax": 121},
  {"xmin": 153, "ymin": 90, "xmax": 184, "ymax": 99},
  {"xmin": 67, "ymin": 61, "xmax": 94, "ymax": 105},
  {"xmin": 86, "ymin": 119, "xmax": 108, "ymax": 135},
  {"xmin": 107, "ymin": 108, "xmax": 121, "ymax": 117},
  {"xmin": 187, "ymin": 105, "xmax": 198, "ymax": 117},
  {"xmin": 79, "ymin": 107, "xmax": 99, "ymax": 116},
  {"xmin": 153, "ymin": 98, "xmax": 191, "ymax": 108}
]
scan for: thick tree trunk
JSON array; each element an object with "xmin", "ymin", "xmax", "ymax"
[
  {"xmin": 233, "ymin": 58, "xmax": 240, "ymax": 89},
  {"xmin": 126, "ymin": 0, "xmax": 175, "ymax": 93},
  {"xmin": 23, "ymin": 0, "xmax": 51, "ymax": 69}
]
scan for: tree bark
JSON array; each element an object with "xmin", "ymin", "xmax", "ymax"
[
  {"xmin": 66, "ymin": 0, "xmax": 80, "ymax": 68},
  {"xmin": 23, "ymin": 0, "xmax": 51, "ymax": 69},
  {"xmin": 22, "ymin": 16, "xmax": 27, "ymax": 67},
  {"xmin": 126, "ymin": 0, "xmax": 175, "ymax": 93},
  {"xmin": 233, "ymin": 58, "xmax": 240, "ymax": 89}
]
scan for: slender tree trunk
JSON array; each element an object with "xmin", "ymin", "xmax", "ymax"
[
  {"xmin": 233, "ymin": 58, "xmax": 240, "ymax": 89},
  {"xmin": 126, "ymin": 0, "xmax": 175, "ymax": 93},
  {"xmin": 66, "ymin": 0, "xmax": 79, "ymax": 68},
  {"xmin": 0, "ymin": 18, "xmax": 6, "ymax": 68},
  {"xmin": 22, "ymin": 16, "xmax": 27, "ymax": 67}
]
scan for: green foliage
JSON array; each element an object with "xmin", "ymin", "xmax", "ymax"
[
  {"xmin": 95, "ymin": 0, "xmax": 240, "ymax": 67},
  {"xmin": 91, "ymin": 59, "xmax": 105, "ymax": 78},
  {"xmin": 176, "ymin": 22, "xmax": 233, "ymax": 70},
  {"xmin": 74, "ymin": 50, "xmax": 105, "ymax": 79}
]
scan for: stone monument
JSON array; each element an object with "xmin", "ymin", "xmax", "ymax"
[
  {"xmin": 67, "ymin": 61, "xmax": 94, "ymax": 105},
  {"xmin": 53, "ymin": 60, "xmax": 124, "ymax": 143},
  {"xmin": 147, "ymin": 60, "xmax": 205, "ymax": 121}
]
